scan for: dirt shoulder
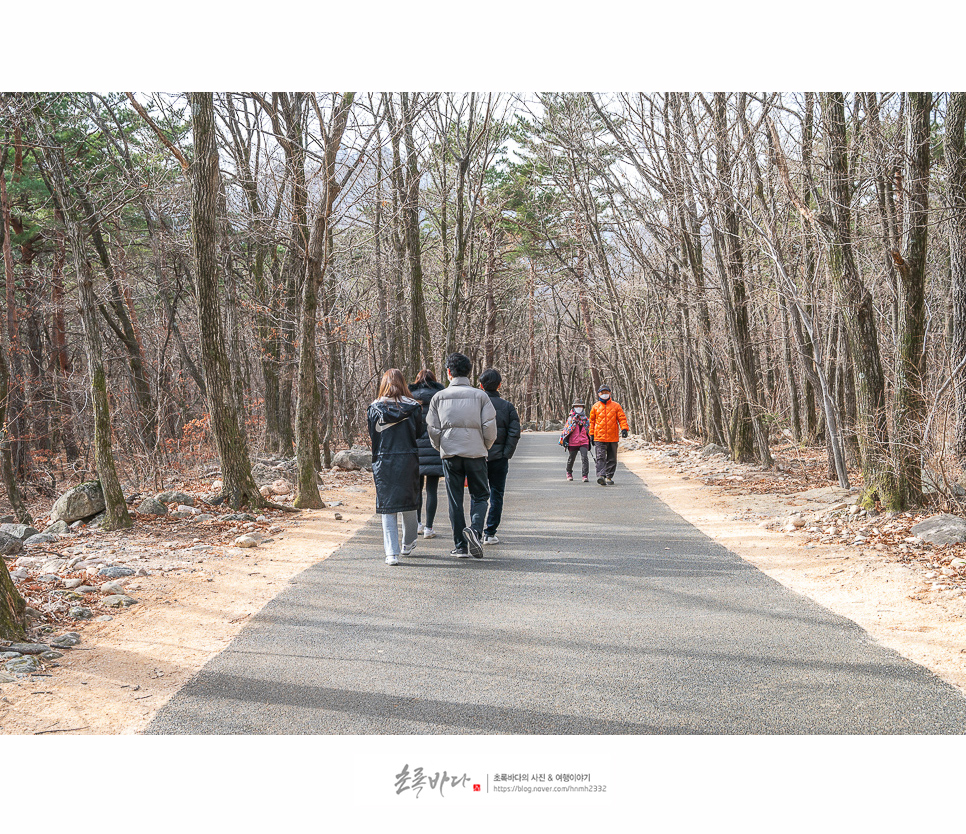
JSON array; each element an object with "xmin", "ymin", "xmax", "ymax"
[
  {"xmin": 620, "ymin": 444, "xmax": 966, "ymax": 695},
  {"xmin": 0, "ymin": 478, "xmax": 377, "ymax": 735}
]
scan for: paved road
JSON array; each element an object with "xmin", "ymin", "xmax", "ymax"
[{"xmin": 148, "ymin": 434, "xmax": 966, "ymax": 734}]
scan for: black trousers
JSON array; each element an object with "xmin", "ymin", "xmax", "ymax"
[
  {"xmin": 484, "ymin": 457, "xmax": 509, "ymax": 536},
  {"xmin": 442, "ymin": 456, "xmax": 489, "ymax": 550},
  {"xmin": 417, "ymin": 474, "xmax": 440, "ymax": 528},
  {"xmin": 595, "ymin": 441, "xmax": 619, "ymax": 479},
  {"xmin": 567, "ymin": 444, "xmax": 590, "ymax": 478}
]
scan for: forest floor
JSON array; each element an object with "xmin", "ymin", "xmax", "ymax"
[{"xmin": 3, "ymin": 434, "xmax": 966, "ymax": 734}]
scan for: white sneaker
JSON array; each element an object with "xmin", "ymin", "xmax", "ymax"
[
  {"xmin": 417, "ymin": 522, "xmax": 424, "ymax": 535},
  {"xmin": 401, "ymin": 541, "xmax": 417, "ymax": 556},
  {"xmin": 422, "ymin": 527, "xmax": 437, "ymax": 539},
  {"xmin": 385, "ymin": 554, "xmax": 399, "ymax": 566},
  {"xmin": 483, "ymin": 534, "xmax": 499, "ymax": 545}
]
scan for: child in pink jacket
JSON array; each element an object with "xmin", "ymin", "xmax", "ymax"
[{"xmin": 560, "ymin": 399, "xmax": 591, "ymax": 482}]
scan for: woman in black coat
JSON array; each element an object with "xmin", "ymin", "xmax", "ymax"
[
  {"xmin": 409, "ymin": 369, "xmax": 445, "ymax": 539},
  {"xmin": 368, "ymin": 368, "xmax": 425, "ymax": 566}
]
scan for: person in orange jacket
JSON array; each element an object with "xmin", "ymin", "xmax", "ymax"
[{"xmin": 588, "ymin": 384, "xmax": 629, "ymax": 486}]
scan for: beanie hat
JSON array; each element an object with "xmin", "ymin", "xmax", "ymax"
[{"xmin": 597, "ymin": 384, "xmax": 612, "ymax": 393}]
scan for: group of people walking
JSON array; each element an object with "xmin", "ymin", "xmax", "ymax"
[
  {"xmin": 559, "ymin": 384, "xmax": 629, "ymax": 485},
  {"xmin": 367, "ymin": 352, "xmax": 520, "ymax": 566},
  {"xmin": 367, "ymin": 355, "xmax": 630, "ymax": 565}
]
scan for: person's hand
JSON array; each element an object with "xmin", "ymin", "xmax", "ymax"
[
  {"xmin": 589, "ymin": 437, "xmax": 595, "ymax": 448},
  {"xmin": 621, "ymin": 429, "xmax": 628, "ymax": 438}
]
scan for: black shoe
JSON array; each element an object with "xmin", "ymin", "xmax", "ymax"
[
  {"xmin": 451, "ymin": 548, "xmax": 469, "ymax": 559},
  {"xmin": 606, "ymin": 478, "xmax": 615, "ymax": 485},
  {"xmin": 463, "ymin": 527, "xmax": 484, "ymax": 559},
  {"xmin": 597, "ymin": 477, "xmax": 606, "ymax": 486}
]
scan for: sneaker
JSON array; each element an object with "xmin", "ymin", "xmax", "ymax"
[
  {"xmin": 385, "ymin": 554, "xmax": 399, "ymax": 566},
  {"xmin": 463, "ymin": 527, "xmax": 484, "ymax": 559},
  {"xmin": 451, "ymin": 548, "xmax": 469, "ymax": 559},
  {"xmin": 597, "ymin": 477, "xmax": 606, "ymax": 486},
  {"xmin": 566, "ymin": 473, "xmax": 573, "ymax": 481},
  {"xmin": 401, "ymin": 541, "xmax": 417, "ymax": 556},
  {"xmin": 417, "ymin": 522, "xmax": 424, "ymax": 535},
  {"xmin": 483, "ymin": 534, "xmax": 499, "ymax": 545},
  {"xmin": 582, "ymin": 476, "xmax": 589, "ymax": 482},
  {"xmin": 606, "ymin": 478, "xmax": 615, "ymax": 485},
  {"xmin": 422, "ymin": 527, "xmax": 437, "ymax": 539}
]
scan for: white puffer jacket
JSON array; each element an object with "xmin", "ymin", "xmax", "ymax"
[{"xmin": 426, "ymin": 377, "xmax": 497, "ymax": 459}]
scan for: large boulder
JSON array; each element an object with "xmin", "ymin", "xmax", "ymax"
[
  {"xmin": 0, "ymin": 523, "xmax": 40, "ymax": 541},
  {"xmin": 331, "ymin": 448, "xmax": 373, "ymax": 472},
  {"xmin": 49, "ymin": 482, "xmax": 105, "ymax": 524},
  {"xmin": 912, "ymin": 514, "xmax": 966, "ymax": 546},
  {"xmin": 699, "ymin": 443, "xmax": 729, "ymax": 458},
  {"xmin": 155, "ymin": 490, "xmax": 194, "ymax": 506},
  {"xmin": 43, "ymin": 520, "xmax": 71, "ymax": 535},
  {"xmin": 137, "ymin": 497, "xmax": 168, "ymax": 516},
  {"xmin": 0, "ymin": 532, "xmax": 24, "ymax": 556}
]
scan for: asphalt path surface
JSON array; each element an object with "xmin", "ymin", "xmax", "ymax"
[{"xmin": 148, "ymin": 434, "xmax": 966, "ymax": 734}]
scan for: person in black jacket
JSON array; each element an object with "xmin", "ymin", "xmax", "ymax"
[
  {"xmin": 409, "ymin": 369, "xmax": 446, "ymax": 540},
  {"xmin": 478, "ymin": 368, "xmax": 521, "ymax": 545},
  {"xmin": 367, "ymin": 368, "xmax": 425, "ymax": 566}
]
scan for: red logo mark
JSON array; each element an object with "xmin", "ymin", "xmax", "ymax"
[{"xmin": 474, "ymin": 784, "xmax": 481, "ymax": 792}]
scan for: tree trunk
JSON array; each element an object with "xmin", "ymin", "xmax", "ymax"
[
  {"xmin": 948, "ymin": 92, "xmax": 966, "ymax": 461},
  {"xmin": 188, "ymin": 92, "xmax": 263, "ymax": 510},
  {"xmin": 821, "ymin": 92, "xmax": 897, "ymax": 508},
  {"xmin": 892, "ymin": 92, "xmax": 932, "ymax": 507}
]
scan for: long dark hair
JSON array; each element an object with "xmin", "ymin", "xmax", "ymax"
[
  {"xmin": 378, "ymin": 368, "xmax": 409, "ymax": 400},
  {"xmin": 413, "ymin": 368, "xmax": 437, "ymax": 387}
]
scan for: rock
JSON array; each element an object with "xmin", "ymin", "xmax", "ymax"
[
  {"xmin": 0, "ymin": 515, "xmax": 13, "ymax": 524},
  {"xmin": 24, "ymin": 607, "xmax": 40, "ymax": 619},
  {"xmin": 51, "ymin": 632, "xmax": 81, "ymax": 648},
  {"xmin": 5, "ymin": 656, "xmax": 41, "ymax": 674},
  {"xmin": 224, "ymin": 513, "xmax": 257, "ymax": 522},
  {"xmin": 100, "ymin": 580, "xmax": 127, "ymax": 594},
  {"xmin": 327, "ymin": 501, "xmax": 343, "ymax": 508},
  {"xmin": 234, "ymin": 535, "xmax": 258, "ymax": 548},
  {"xmin": 102, "ymin": 594, "xmax": 138, "ymax": 608},
  {"xmin": 270, "ymin": 479, "xmax": 294, "ymax": 495},
  {"xmin": 0, "ymin": 523, "xmax": 40, "ymax": 541},
  {"xmin": 137, "ymin": 497, "xmax": 168, "ymax": 516},
  {"xmin": 68, "ymin": 606, "xmax": 94, "ymax": 620},
  {"xmin": 170, "ymin": 511, "xmax": 193, "ymax": 519},
  {"xmin": 74, "ymin": 585, "xmax": 98, "ymax": 594},
  {"xmin": 251, "ymin": 463, "xmax": 279, "ymax": 486},
  {"xmin": 6, "ymin": 643, "xmax": 50, "ymax": 655},
  {"xmin": 211, "ymin": 479, "xmax": 223, "ymax": 492},
  {"xmin": 331, "ymin": 449, "xmax": 373, "ymax": 472},
  {"xmin": 912, "ymin": 514, "xmax": 966, "ymax": 546},
  {"xmin": 699, "ymin": 443, "xmax": 729, "ymax": 458},
  {"xmin": 62, "ymin": 578, "xmax": 85, "ymax": 590},
  {"xmin": 155, "ymin": 490, "xmax": 195, "ymax": 506},
  {"xmin": 44, "ymin": 520, "xmax": 71, "ymax": 535},
  {"xmin": 0, "ymin": 532, "xmax": 23, "ymax": 556},
  {"xmin": 788, "ymin": 516, "xmax": 807, "ymax": 528},
  {"xmin": 70, "ymin": 520, "xmax": 87, "ymax": 531},
  {"xmin": 194, "ymin": 514, "xmax": 214, "ymax": 523},
  {"xmin": 24, "ymin": 533, "xmax": 60, "ymax": 546},
  {"xmin": 85, "ymin": 512, "xmax": 107, "ymax": 529},
  {"xmin": 334, "ymin": 513, "xmax": 343, "ymax": 520},
  {"xmin": 37, "ymin": 574, "xmax": 60, "ymax": 584},
  {"xmin": 41, "ymin": 651, "xmax": 63, "ymax": 660},
  {"xmin": 1, "ymin": 652, "xmax": 21, "ymax": 659},
  {"xmin": 542, "ymin": 421, "xmax": 563, "ymax": 431},
  {"xmin": 98, "ymin": 566, "xmax": 135, "ymax": 579},
  {"xmin": 0, "ymin": 672, "xmax": 16, "ymax": 683},
  {"xmin": 345, "ymin": 486, "xmax": 366, "ymax": 494},
  {"xmin": 259, "ymin": 485, "xmax": 274, "ymax": 499},
  {"xmin": 50, "ymin": 481, "xmax": 106, "ymax": 523},
  {"xmin": 41, "ymin": 558, "xmax": 68, "ymax": 574}
]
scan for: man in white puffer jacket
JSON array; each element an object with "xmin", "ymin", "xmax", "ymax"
[{"xmin": 426, "ymin": 352, "xmax": 497, "ymax": 559}]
